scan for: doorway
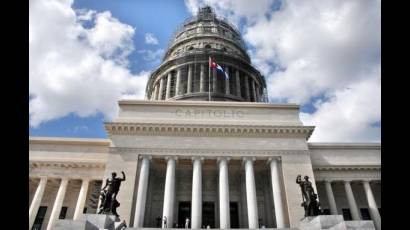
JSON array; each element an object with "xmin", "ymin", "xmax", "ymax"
[
  {"xmin": 230, "ymin": 202, "xmax": 239, "ymax": 228},
  {"xmin": 178, "ymin": 201, "xmax": 191, "ymax": 228},
  {"xmin": 202, "ymin": 202, "xmax": 215, "ymax": 228}
]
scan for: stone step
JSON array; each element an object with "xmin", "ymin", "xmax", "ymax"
[{"xmin": 298, "ymin": 215, "xmax": 376, "ymax": 230}]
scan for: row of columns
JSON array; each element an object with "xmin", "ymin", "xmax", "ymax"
[
  {"xmin": 133, "ymin": 156, "xmax": 287, "ymax": 229},
  {"xmin": 150, "ymin": 63, "xmax": 262, "ymax": 102},
  {"xmin": 323, "ymin": 180, "xmax": 381, "ymax": 230},
  {"xmin": 29, "ymin": 177, "xmax": 93, "ymax": 230}
]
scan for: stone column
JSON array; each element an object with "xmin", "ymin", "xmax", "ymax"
[
  {"xmin": 187, "ymin": 65, "xmax": 193, "ymax": 94},
  {"xmin": 200, "ymin": 64, "xmax": 205, "ymax": 92},
  {"xmin": 29, "ymin": 177, "xmax": 48, "ymax": 230},
  {"xmin": 324, "ymin": 180, "xmax": 338, "ymax": 215},
  {"xmin": 268, "ymin": 158, "xmax": 286, "ymax": 228},
  {"xmin": 166, "ymin": 72, "xmax": 172, "ymax": 99},
  {"xmin": 225, "ymin": 66, "xmax": 230, "ymax": 95},
  {"xmin": 152, "ymin": 85, "xmax": 157, "ymax": 100},
  {"xmin": 243, "ymin": 157, "xmax": 259, "ymax": 228},
  {"xmin": 47, "ymin": 178, "xmax": 69, "ymax": 230},
  {"xmin": 218, "ymin": 157, "xmax": 230, "ymax": 229},
  {"xmin": 175, "ymin": 68, "xmax": 182, "ymax": 96},
  {"xmin": 255, "ymin": 83, "xmax": 260, "ymax": 102},
  {"xmin": 158, "ymin": 77, "xmax": 165, "ymax": 100},
  {"xmin": 162, "ymin": 157, "xmax": 177, "ymax": 228},
  {"xmin": 133, "ymin": 156, "xmax": 151, "ymax": 227},
  {"xmin": 244, "ymin": 75, "xmax": 250, "ymax": 101},
  {"xmin": 251, "ymin": 79, "xmax": 257, "ymax": 102},
  {"xmin": 191, "ymin": 157, "xmax": 203, "ymax": 229},
  {"xmin": 343, "ymin": 181, "xmax": 361, "ymax": 220},
  {"xmin": 73, "ymin": 178, "xmax": 90, "ymax": 220},
  {"xmin": 213, "ymin": 68, "xmax": 217, "ymax": 93},
  {"xmin": 362, "ymin": 181, "xmax": 381, "ymax": 230},
  {"xmin": 235, "ymin": 70, "xmax": 241, "ymax": 97}
]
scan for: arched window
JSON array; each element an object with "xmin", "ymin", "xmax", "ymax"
[
  {"xmin": 188, "ymin": 46, "xmax": 194, "ymax": 50},
  {"xmin": 222, "ymin": 47, "xmax": 227, "ymax": 52},
  {"xmin": 205, "ymin": 44, "xmax": 211, "ymax": 49}
]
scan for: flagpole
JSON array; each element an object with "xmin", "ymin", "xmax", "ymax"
[{"xmin": 208, "ymin": 56, "xmax": 211, "ymax": 101}]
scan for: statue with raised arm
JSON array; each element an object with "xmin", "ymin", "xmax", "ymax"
[
  {"xmin": 98, "ymin": 171, "xmax": 126, "ymax": 217},
  {"xmin": 296, "ymin": 174, "xmax": 321, "ymax": 217}
]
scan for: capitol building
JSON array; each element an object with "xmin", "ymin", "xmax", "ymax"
[{"xmin": 29, "ymin": 7, "xmax": 381, "ymax": 230}]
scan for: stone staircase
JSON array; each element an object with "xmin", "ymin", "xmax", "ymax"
[{"xmin": 54, "ymin": 214, "xmax": 375, "ymax": 230}]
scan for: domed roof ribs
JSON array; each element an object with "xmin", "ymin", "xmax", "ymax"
[{"xmin": 145, "ymin": 5, "xmax": 268, "ymax": 103}]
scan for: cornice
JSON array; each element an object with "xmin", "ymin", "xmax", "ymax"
[
  {"xmin": 109, "ymin": 147, "xmax": 309, "ymax": 157},
  {"xmin": 105, "ymin": 122, "xmax": 314, "ymax": 140},
  {"xmin": 29, "ymin": 136, "xmax": 111, "ymax": 146},
  {"xmin": 119, "ymin": 99, "xmax": 299, "ymax": 109},
  {"xmin": 313, "ymin": 165, "xmax": 381, "ymax": 171},
  {"xmin": 308, "ymin": 142, "xmax": 380, "ymax": 150},
  {"xmin": 29, "ymin": 160, "xmax": 105, "ymax": 169}
]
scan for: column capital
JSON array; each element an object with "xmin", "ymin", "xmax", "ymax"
[
  {"xmin": 324, "ymin": 179, "xmax": 334, "ymax": 183},
  {"xmin": 139, "ymin": 155, "xmax": 153, "ymax": 161},
  {"xmin": 60, "ymin": 177, "xmax": 70, "ymax": 182},
  {"xmin": 242, "ymin": 156, "xmax": 256, "ymax": 162},
  {"xmin": 164, "ymin": 156, "xmax": 178, "ymax": 161},
  {"xmin": 267, "ymin": 157, "xmax": 281, "ymax": 163},
  {"xmin": 217, "ymin": 156, "xmax": 231, "ymax": 163},
  {"xmin": 80, "ymin": 177, "xmax": 91, "ymax": 182},
  {"xmin": 192, "ymin": 156, "xmax": 204, "ymax": 162},
  {"xmin": 343, "ymin": 180, "xmax": 353, "ymax": 184}
]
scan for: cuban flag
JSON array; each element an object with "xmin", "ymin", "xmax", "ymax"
[{"xmin": 209, "ymin": 57, "xmax": 229, "ymax": 80}]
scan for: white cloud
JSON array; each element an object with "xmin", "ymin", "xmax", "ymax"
[
  {"xmin": 300, "ymin": 67, "xmax": 381, "ymax": 142},
  {"xmin": 185, "ymin": 0, "xmax": 381, "ymax": 142},
  {"xmin": 138, "ymin": 49, "xmax": 164, "ymax": 61},
  {"xmin": 145, "ymin": 33, "xmax": 159, "ymax": 45},
  {"xmin": 29, "ymin": 0, "xmax": 149, "ymax": 127}
]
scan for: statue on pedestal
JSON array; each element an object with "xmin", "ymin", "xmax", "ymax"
[
  {"xmin": 296, "ymin": 175, "xmax": 321, "ymax": 217},
  {"xmin": 98, "ymin": 171, "xmax": 126, "ymax": 217}
]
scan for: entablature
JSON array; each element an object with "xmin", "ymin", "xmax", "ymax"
[
  {"xmin": 105, "ymin": 122, "xmax": 314, "ymax": 139},
  {"xmin": 313, "ymin": 165, "xmax": 381, "ymax": 182}
]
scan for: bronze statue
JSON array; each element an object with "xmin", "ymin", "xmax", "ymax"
[
  {"xmin": 296, "ymin": 174, "xmax": 321, "ymax": 217},
  {"xmin": 98, "ymin": 171, "xmax": 126, "ymax": 217}
]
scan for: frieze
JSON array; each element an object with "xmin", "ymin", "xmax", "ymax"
[
  {"xmin": 109, "ymin": 147, "xmax": 309, "ymax": 158},
  {"xmin": 105, "ymin": 122, "xmax": 314, "ymax": 139}
]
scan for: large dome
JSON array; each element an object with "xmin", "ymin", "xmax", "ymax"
[{"xmin": 145, "ymin": 6, "xmax": 268, "ymax": 102}]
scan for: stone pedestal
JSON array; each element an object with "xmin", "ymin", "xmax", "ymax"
[
  {"xmin": 54, "ymin": 214, "xmax": 126, "ymax": 230},
  {"xmin": 299, "ymin": 215, "xmax": 375, "ymax": 230}
]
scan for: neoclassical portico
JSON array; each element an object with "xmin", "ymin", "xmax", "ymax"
[{"xmin": 131, "ymin": 155, "xmax": 288, "ymax": 229}]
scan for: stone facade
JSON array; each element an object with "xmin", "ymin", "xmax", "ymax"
[
  {"xmin": 29, "ymin": 101, "xmax": 381, "ymax": 230},
  {"xmin": 28, "ymin": 6, "xmax": 381, "ymax": 230}
]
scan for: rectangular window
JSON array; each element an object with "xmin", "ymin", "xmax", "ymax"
[
  {"xmin": 59, "ymin": 206, "xmax": 68, "ymax": 219},
  {"xmin": 360, "ymin": 208, "xmax": 371, "ymax": 220},
  {"xmin": 342, "ymin": 208, "xmax": 352, "ymax": 220},
  {"xmin": 83, "ymin": 207, "xmax": 87, "ymax": 214},
  {"xmin": 32, "ymin": 206, "xmax": 47, "ymax": 230}
]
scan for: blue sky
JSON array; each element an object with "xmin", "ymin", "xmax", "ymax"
[
  {"xmin": 29, "ymin": 0, "xmax": 381, "ymax": 142},
  {"xmin": 30, "ymin": 0, "xmax": 192, "ymax": 138}
]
